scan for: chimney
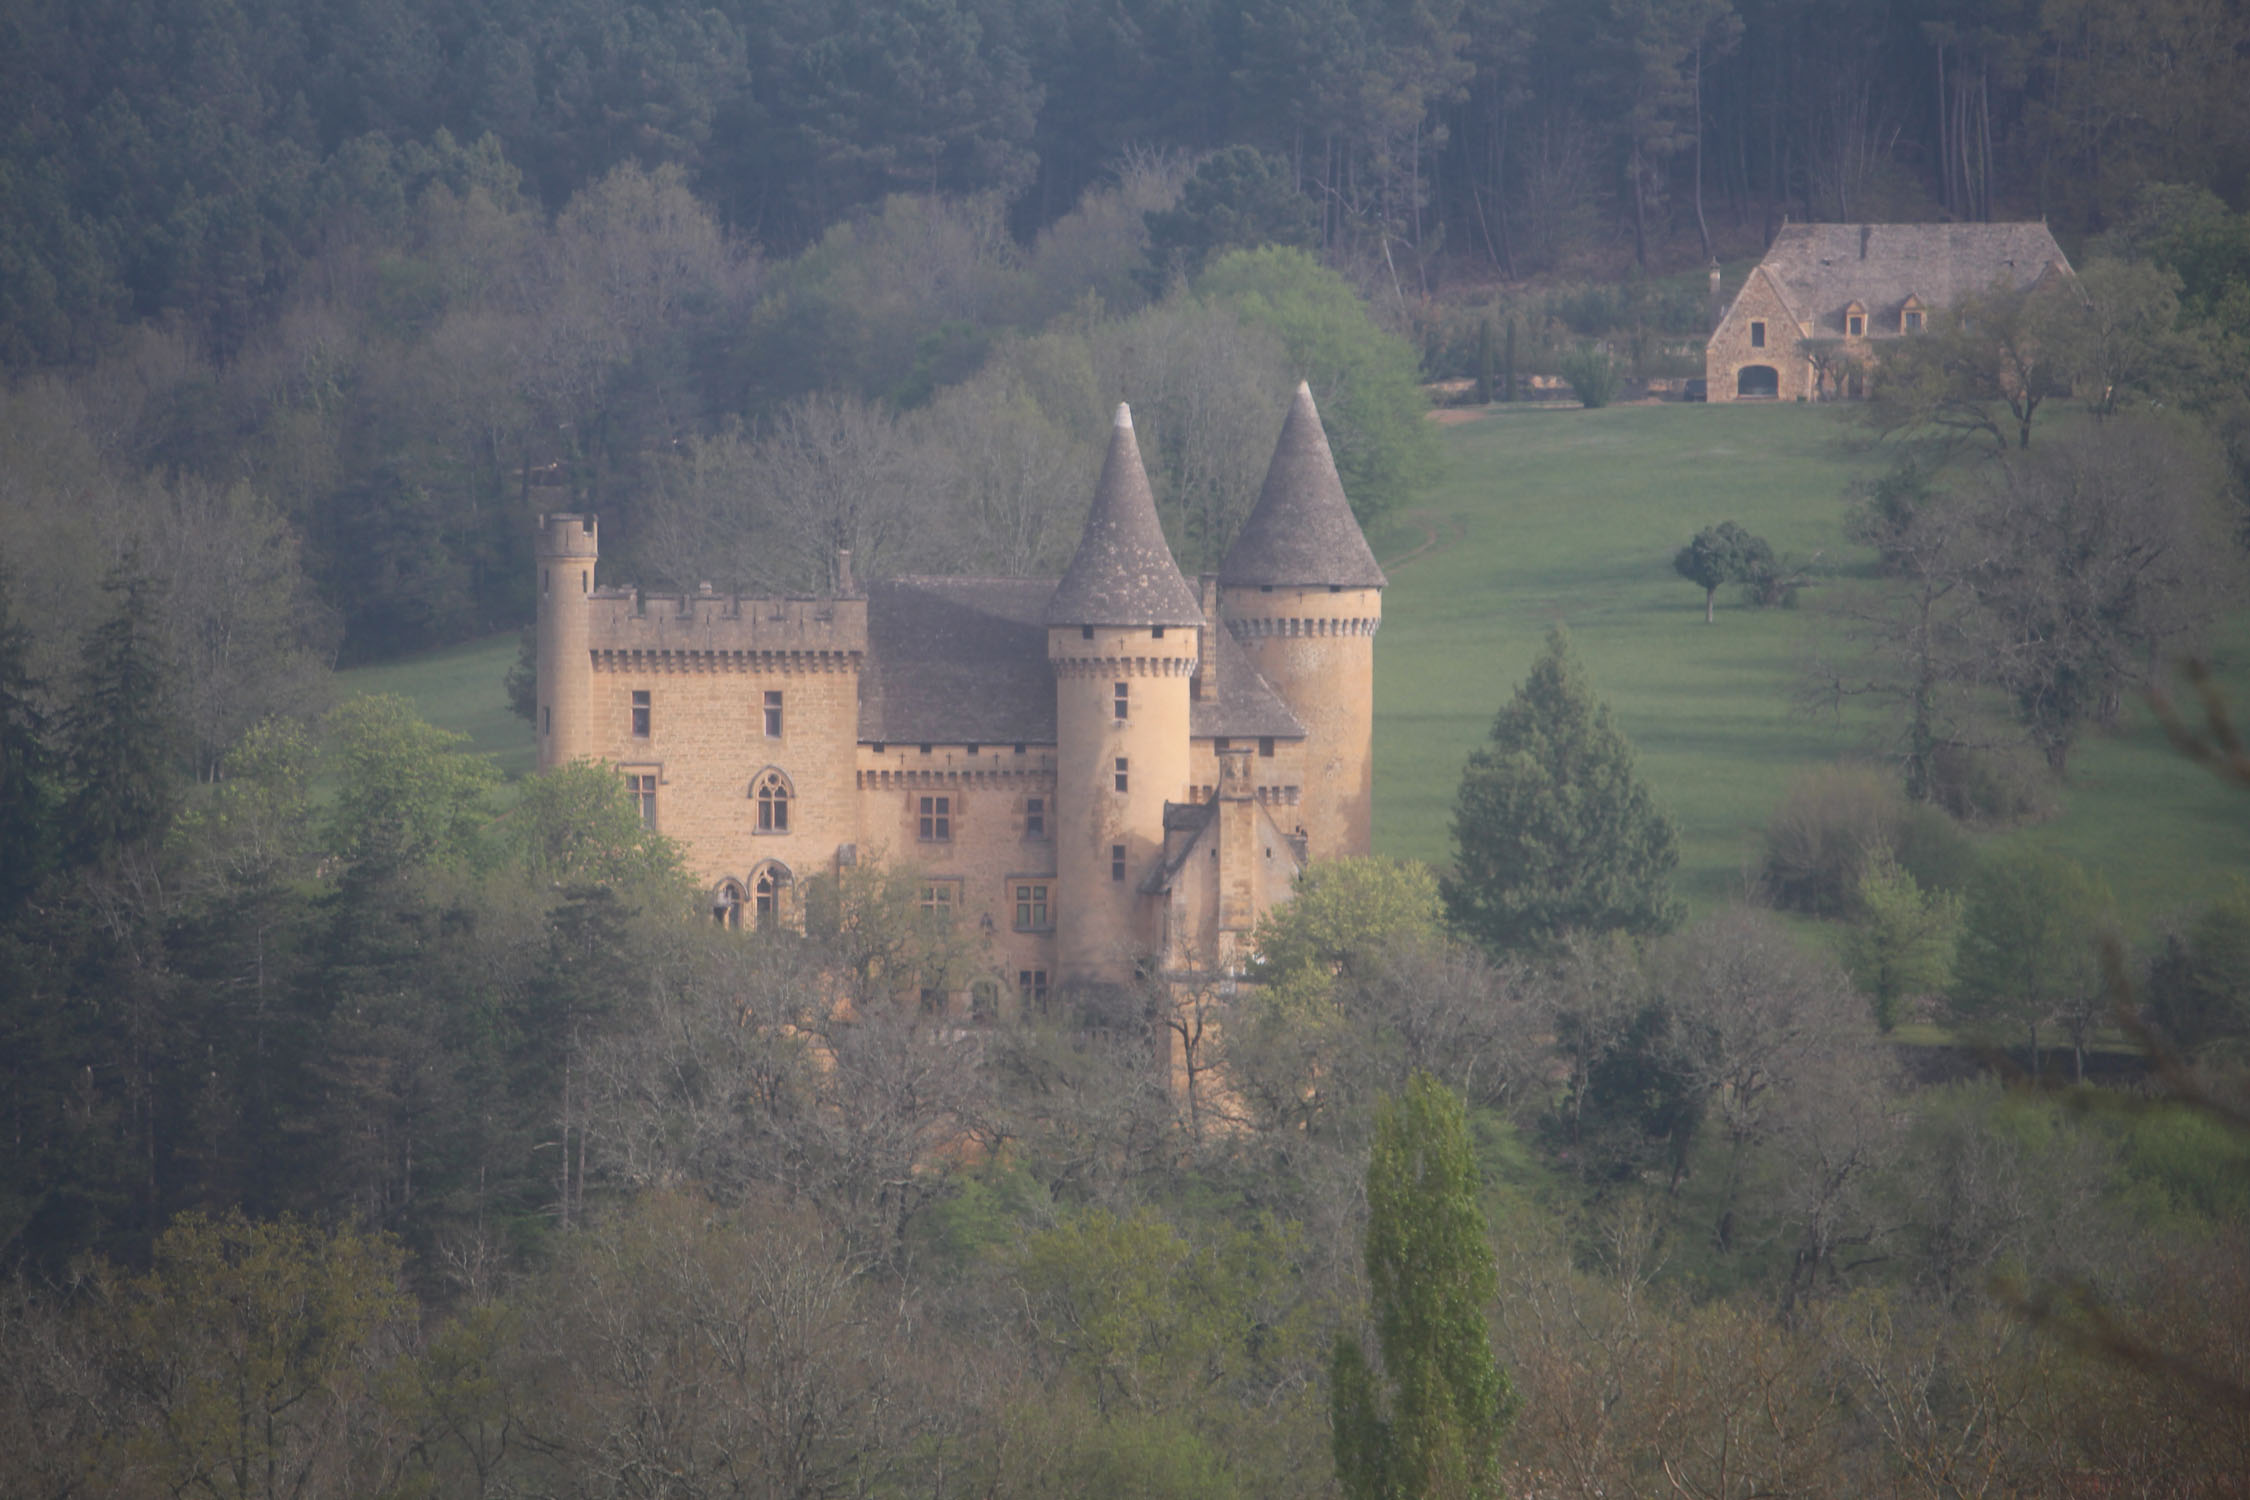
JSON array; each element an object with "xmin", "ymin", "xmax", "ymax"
[
  {"xmin": 1197, "ymin": 573, "xmax": 1221, "ymax": 700},
  {"xmin": 835, "ymin": 548, "xmax": 854, "ymax": 596},
  {"xmin": 1860, "ymin": 225, "xmax": 1871, "ymax": 261}
]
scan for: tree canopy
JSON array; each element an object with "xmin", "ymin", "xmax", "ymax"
[{"xmin": 1444, "ymin": 628, "xmax": 1683, "ymax": 955}]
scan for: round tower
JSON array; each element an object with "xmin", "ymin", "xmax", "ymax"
[
  {"xmin": 1217, "ymin": 383, "xmax": 1386, "ymax": 860},
  {"xmin": 535, "ymin": 512, "xmax": 599, "ymax": 770},
  {"xmin": 1047, "ymin": 406, "xmax": 1205, "ymax": 987}
]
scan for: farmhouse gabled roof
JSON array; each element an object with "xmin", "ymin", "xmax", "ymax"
[
  {"xmin": 1740, "ymin": 222, "xmax": 2073, "ymax": 335},
  {"xmin": 1219, "ymin": 382, "xmax": 1387, "ymax": 590},
  {"xmin": 1046, "ymin": 405, "xmax": 1205, "ymax": 628}
]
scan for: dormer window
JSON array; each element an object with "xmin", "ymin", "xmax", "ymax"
[
  {"xmin": 1845, "ymin": 301, "xmax": 1865, "ymax": 338},
  {"xmin": 1901, "ymin": 296, "xmax": 1925, "ymax": 334}
]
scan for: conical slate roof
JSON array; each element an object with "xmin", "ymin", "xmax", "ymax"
[
  {"xmin": 1046, "ymin": 405, "xmax": 1205, "ymax": 627},
  {"xmin": 1218, "ymin": 382, "xmax": 1387, "ymax": 589}
]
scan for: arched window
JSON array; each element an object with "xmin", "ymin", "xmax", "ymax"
[
  {"xmin": 753, "ymin": 769, "xmax": 792, "ymax": 832},
  {"xmin": 713, "ymin": 880, "xmax": 746, "ymax": 929},
  {"xmin": 748, "ymin": 860, "xmax": 793, "ymax": 929}
]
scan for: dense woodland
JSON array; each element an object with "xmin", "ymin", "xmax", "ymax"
[{"xmin": 5, "ymin": 0, "xmax": 2250, "ymax": 1494}]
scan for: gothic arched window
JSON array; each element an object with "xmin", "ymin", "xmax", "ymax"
[
  {"xmin": 713, "ymin": 880, "xmax": 746, "ymax": 929},
  {"xmin": 748, "ymin": 860, "xmax": 792, "ymax": 929},
  {"xmin": 754, "ymin": 769, "xmax": 792, "ymax": 832}
]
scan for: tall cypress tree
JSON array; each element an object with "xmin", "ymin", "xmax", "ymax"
[
  {"xmin": 1332, "ymin": 1072, "xmax": 1511, "ymax": 1500},
  {"xmin": 61, "ymin": 561, "xmax": 179, "ymax": 862},
  {"xmin": 0, "ymin": 569, "xmax": 58, "ymax": 914},
  {"xmin": 1443, "ymin": 627, "xmax": 1682, "ymax": 955}
]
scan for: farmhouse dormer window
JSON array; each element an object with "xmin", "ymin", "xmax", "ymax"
[{"xmin": 1845, "ymin": 301, "xmax": 1866, "ymax": 337}]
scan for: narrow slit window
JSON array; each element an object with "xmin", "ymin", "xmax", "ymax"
[
  {"xmin": 763, "ymin": 690, "xmax": 783, "ymax": 738},
  {"xmin": 631, "ymin": 690, "xmax": 651, "ymax": 737},
  {"xmin": 1110, "ymin": 843, "xmax": 1126, "ymax": 882},
  {"xmin": 1114, "ymin": 757, "xmax": 1128, "ymax": 792},
  {"xmin": 1114, "ymin": 680, "xmax": 1129, "ymax": 720}
]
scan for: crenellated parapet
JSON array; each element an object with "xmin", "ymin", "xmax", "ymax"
[{"xmin": 586, "ymin": 589, "xmax": 867, "ymax": 664}]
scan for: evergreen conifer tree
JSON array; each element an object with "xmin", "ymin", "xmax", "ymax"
[
  {"xmin": 61, "ymin": 561, "xmax": 179, "ymax": 861},
  {"xmin": 0, "ymin": 569, "xmax": 58, "ymax": 914},
  {"xmin": 1443, "ymin": 628, "xmax": 1682, "ymax": 955},
  {"xmin": 1331, "ymin": 1072, "xmax": 1511, "ymax": 1500}
]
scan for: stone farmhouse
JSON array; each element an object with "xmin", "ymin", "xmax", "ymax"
[
  {"xmin": 532, "ymin": 383, "xmax": 1382, "ymax": 1021},
  {"xmin": 1705, "ymin": 221, "xmax": 2074, "ymax": 403}
]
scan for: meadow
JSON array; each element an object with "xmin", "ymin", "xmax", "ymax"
[{"xmin": 342, "ymin": 400, "xmax": 2250, "ymax": 932}]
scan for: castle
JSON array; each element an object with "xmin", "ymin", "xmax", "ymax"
[{"xmin": 533, "ymin": 383, "xmax": 1383, "ymax": 1018}]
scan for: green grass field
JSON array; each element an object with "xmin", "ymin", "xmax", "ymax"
[
  {"xmin": 341, "ymin": 401, "xmax": 2250, "ymax": 932},
  {"xmin": 1376, "ymin": 402, "xmax": 2250, "ymax": 929}
]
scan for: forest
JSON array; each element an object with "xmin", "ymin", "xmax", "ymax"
[{"xmin": 4, "ymin": 0, "xmax": 2250, "ymax": 1493}]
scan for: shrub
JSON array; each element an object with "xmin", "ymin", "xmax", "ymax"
[
  {"xmin": 1762, "ymin": 764, "xmax": 1904, "ymax": 916},
  {"xmin": 1926, "ymin": 743, "xmax": 2057, "ymax": 826},
  {"xmin": 1558, "ymin": 346, "xmax": 1620, "ymax": 408},
  {"xmin": 1760, "ymin": 763, "xmax": 1977, "ymax": 917}
]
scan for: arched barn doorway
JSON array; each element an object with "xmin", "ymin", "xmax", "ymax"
[{"xmin": 1736, "ymin": 365, "xmax": 1779, "ymax": 399}]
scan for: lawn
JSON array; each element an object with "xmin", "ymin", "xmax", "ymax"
[
  {"xmin": 342, "ymin": 399, "xmax": 2250, "ymax": 934},
  {"xmin": 1374, "ymin": 401, "xmax": 2250, "ymax": 930}
]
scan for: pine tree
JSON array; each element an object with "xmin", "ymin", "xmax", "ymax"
[
  {"xmin": 61, "ymin": 561, "xmax": 179, "ymax": 862},
  {"xmin": 1443, "ymin": 628, "xmax": 1682, "ymax": 955},
  {"xmin": 0, "ymin": 568, "xmax": 58, "ymax": 915},
  {"xmin": 1331, "ymin": 1072, "xmax": 1511, "ymax": 1500}
]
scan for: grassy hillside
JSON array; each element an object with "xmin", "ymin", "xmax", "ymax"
[
  {"xmin": 1376, "ymin": 402, "xmax": 2250, "ymax": 928},
  {"xmin": 342, "ymin": 401, "xmax": 2249, "ymax": 930}
]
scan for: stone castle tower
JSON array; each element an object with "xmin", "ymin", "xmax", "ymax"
[{"xmin": 532, "ymin": 383, "xmax": 1381, "ymax": 1012}]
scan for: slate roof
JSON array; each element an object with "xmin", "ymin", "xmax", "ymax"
[
  {"xmin": 1219, "ymin": 382, "xmax": 1387, "ymax": 590},
  {"xmin": 1192, "ymin": 629, "xmax": 1305, "ymax": 740},
  {"xmin": 1746, "ymin": 222, "xmax": 2073, "ymax": 335},
  {"xmin": 860, "ymin": 578, "xmax": 1056, "ymax": 745},
  {"xmin": 859, "ymin": 577, "xmax": 1304, "ymax": 746},
  {"xmin": 1046, "ymin": 406, "xmax": 1206, "ymax": 627}
]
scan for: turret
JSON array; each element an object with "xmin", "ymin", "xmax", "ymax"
[
  {"xmin": 535, "ymin": 513, "xmax": 599, "ymax": 770},
  {"xmin": 1217, "ymin": 383, "xmax": 1385, "ymax": 858},
  {"xmin": 1048, "ymin": 406, "xmax": 1203, "ymax": 986}
]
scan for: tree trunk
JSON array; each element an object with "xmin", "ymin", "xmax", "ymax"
[
  {"xmin": 1693, "ymin": 45, "xmax": 1714, "ymax": 264},
  {"xmin": 1705, "ymin": 586, "xmax": 1717, "ymax": 623}
]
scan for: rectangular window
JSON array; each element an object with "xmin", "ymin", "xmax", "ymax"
[
  {"xmin": 1847, "ymin": 314, "xmax": 1865, "ymax": 337},
  {"xmin": 1024, "ymin": 796, "xmax": 1046, "ymax": 839},
  {"xmin": 1019, "ymin": 969, "xmax": 1049, "ymax": 1011},
  {"xmin": 918, "ymin": 795, "xmax": 951, "ymax": 842},
  {"xmin": 920, "ymin": 882, "xmax": 956, "ymax": 925},
  {"xmin": 1015, "ymin": 883, "xmax": 1050, "ymax": 930},
  {"xmin": 919, "ymin": 987, "xmax": 946, "ymax": 1017},
  {"xmin": 1111, "ymin": 843, "xmax": 1126, "ymax": 882},
  {"xmin": 625, "ymin": 773, "xmax": 657, "ymax": 829},
  {"xmin": 630, "ymin": 690, "xmax": 651, "ymax": 737},
  {"xmin": 1114, "ymin": 757, "xmax": 1128, "ymax": 793},
  {"xmin": 971, "ymin": 980, "xmax": 999, "ymax": 1024},
  {"xmin": 763, "ymin": 689, "xmax": 783, "ymax": 738},
  {"xmin": 1904, "ymin": 310, "xmax": 1924, "ymax": 333},
  {"xmin": 1114, "ymin": 680, "xmax": 1129, "ymax": 720},
  {"xmin": 1151, "ymin": 626, "xmax": 1165, "ymax": 639},
  {"xmin": 1258, "ymin": 737, "xmax": 1275, "ymax": 758},
  {"xmin": 1749, "ymin": 319, "xmax": 1766, "ymax": 349}
]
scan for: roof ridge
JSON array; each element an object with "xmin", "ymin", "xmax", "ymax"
[{"xmin": 1218, "ymin": 383, "xmax": 1386, "ymax": 590}]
